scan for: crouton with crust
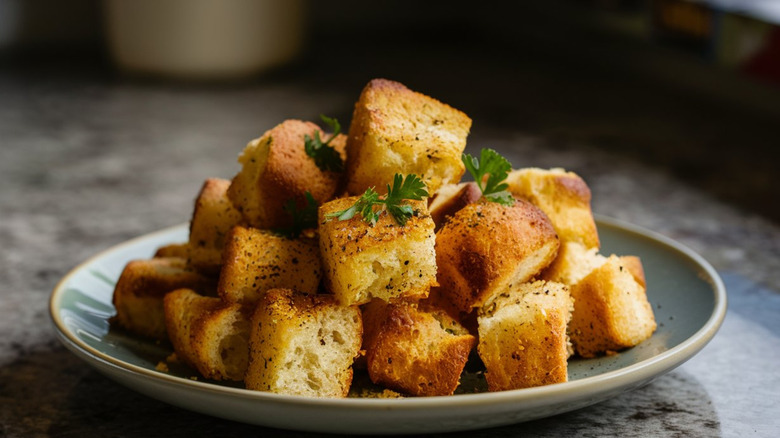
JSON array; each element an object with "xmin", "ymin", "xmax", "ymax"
[
  {"xmin": 188, "ymin": 178, "xmax": 244, "ymax": 274},
  {"xmin": 346, "ymin": 79, "xmax": 471, "ymax": 196},
  {"xmin": 228, "ymin": 119, "xmax": 346, "ymax": 229}
]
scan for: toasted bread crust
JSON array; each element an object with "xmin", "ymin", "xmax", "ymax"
[
  {"xmin": 435, "ymin": 199, "xmax": 560, "ymax": 312},
  {"xmin": 217, "ymin": 225, "xmax": 322, "ymax": 305},
  {"xmin": 507, "ymin": 168, "xmax": 599, "ymax": 249},
  {"xmin": 346, "ymin": 79, "xmax": 471, "ymax": 196},
  {"xmin": 362, "ymin": 300, "xmax": 476, "ymax": 396},
  {"xmin": 188, "ymin": 178, "xmax": 244, "ymax": 274},
  {"xmin": 228, "ymin": 119, "xmax": 346, "ymax": 228},
  {"xmin": 163, "ymin": 288, "xmax": 223, "ymax": 369}
]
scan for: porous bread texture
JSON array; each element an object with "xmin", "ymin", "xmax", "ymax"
[
  {"xmin": 427, "ymin": 182, "xmax": 481, "ymax": 230},
  {"xmin": 361, "ymin": 300, "xmax": 476, "ymax": 396},
  {"xmin": 245, "ymin": 289, "xmax": 363, "ymax": 397},
  {"xmin": 191, "ymin": 301, "xmax": 251, "ymax": 381},
  {"xmin": 218, "ymin": 225, "xmax": 321, "ymax": 306},
  {"xmin": 112, "ymin": 257, "xmax": 216, "ymax": 340},
  {"xmin": 506, "ymin": 167, "xmax": 600, "ymax": 249},
  {"xmin": 435, "ymin": 199, "xmax": 560, "ymax": 313},
  {"xmin": 228, "ymin": 119, "xmax": 346, "ymax": 229},
  {"xmin": 541, "ymin": 241, "xmax": 607, "ymax": 286},
  {"xmin": 318, "ymin": 197, "xmax": 437, "ymax": 306},
  {"xmin": 568, "ymin": 255, "xmax": 656, "ymax": 357},
  {"xmin": 153, "ymin": 242, "xmax": 189, "ymax": 259},
  {"xmin": 346, "ymin": 79, "xmax": 472, "ymax": 196},
  {"xmin": 477, "ymin": 280, "xmax": 573, "ymax": 391},
  {"xmin": 163, "ymin": 288, "xmax": 222, "ymax": 369},
  {"xmin": 188, "ymin": 178, "xmax": 244, "ymax": 274}
]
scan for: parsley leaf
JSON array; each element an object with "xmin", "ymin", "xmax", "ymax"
[
  {"xmin": 326, "ymin": 174, "xmax": 429, "ymax": 226},
  {"xmin": 273, "ymin": 191, "xmax": 319, "ymax": 238},
  {"xmin": 461, "ymin": 148, "xmax": 514, "ymax": 206},
  {"xmin": 304, "ymin": 114, "xmax": 344, "ymax": 172}
]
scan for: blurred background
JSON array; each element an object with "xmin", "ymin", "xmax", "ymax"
[{"xmin": 1, "ymin": 0, "xmax": 779, "ymax": 223}]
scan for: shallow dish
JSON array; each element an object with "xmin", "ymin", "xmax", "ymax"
[{"xmin": 50, "ymin": 216, "xmax": 726, "ymax": 434}]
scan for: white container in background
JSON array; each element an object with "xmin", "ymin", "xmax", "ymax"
[{"xmin": 103, "ymin": 0, "xmax": 305, "ymax": 79}]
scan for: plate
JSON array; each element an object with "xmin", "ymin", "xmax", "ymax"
[{"xmin": 50, "ymin": 216, "xmax": 726, "ymax": 434}]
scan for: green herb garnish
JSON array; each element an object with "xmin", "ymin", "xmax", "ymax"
[
  {"xmin": 327, "ymin": 174, "xmax": 429, "ymax": 226},
  {"xmin": 461, "ymin": 148, "xmax": 514, "ymax": 206},
  {"xmin": 305, "ymin": 114, "xmax": 344, "ymax": 172},
  {"xmin": 273, "ymin": 191, "xmax": 319, "ymax": 238}
]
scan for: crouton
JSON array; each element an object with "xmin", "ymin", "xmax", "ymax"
[
  {"xmin": 191, "ymin": 302, "xmax": 251, "ymax": 381},
  {"xmin": 245, "ymin": 289, "xmax": 363, "ymax": 397},
  {"xmin": 362, "ymin": 300, "xmax": 475, "ymax": 396},
  {"xmin": 112, "ymin": 257, "xmax": 216, "ymax": 340},
  {"xmin": 228, "ymin": 119, "xmax": 346, "ymax": 229},
  {"xmin": 163, "ymin": 288, "xmax": 222, "ymax": 369},
  {"xmin": 477, "ymin": 281, "xmax": 573, "ymax": 391},
  {"xmin": 188, "ymin": 178, "xmax": 244, "ymax": 274},
  {"xmin": 568, "ymin": 256, "xmax": 656, "ymax": 357},
  {"xmin": 506, "ymin": 168, "xmax": 600, "ymax": 249},
  {"xmin": 427, "ymin": 182, "xmax": 481, "ymax": 230},
  {"xmin": 435, "ymin": 199, "xmax": 560, "ymax": 313},
  {"xmin": 541, "ymin": 241, "xmax": 607, "ymax": 286},
  {"xmin": 153, "ymin": 243, "xmax": 189, "ymax": 259},
  {"xmin": 346, "ymin": 79, "xmax": 472, "ymax": 196},
  {"xmin": 318, "ymin": 197, "xmax": 437, "ymax": 306},
  {"xmin": 218, "ymin": 225, "xmax": 322, "ymax": 306}
]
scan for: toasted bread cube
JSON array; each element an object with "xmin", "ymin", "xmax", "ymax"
[
  {"xmin": 228, "ymin": 119, "xmax": 346, "ymax": 229},
  {"xmin": 346, "ymin": 79, "xmax": 472, "ymax": 196},
  {"xmin": 218, "ymin": 225, "xmax": 322, "ymax": 305},
  {"xmin": 619, "ymin": 255, "xmax": 646, "ymax": 288},
  {"xmin": 362, "ymin": 300, "xmax": 475, "ymax": 396},
  {"xmin": 112, "ymin": 257, "xmax": 216, "ymax": 340},
  {"xmin": 477, "ymin": 281, "xmax": 573, "ymax": 391},
  {"xmin": 188, "ymin": 178, "xmax": 244, "ymax": 274},
  {"xmin": 153, "ymin": 242, "xmax": 189, "ymax": 259},
  {"xmin": 191, "ymin": 301, "xmax": 251, "ymax": 381},
  {"xmin": 435, "ymin": 199, "xmax": 560, "ymax": 313},
  {"xmin": 245, "ymin": 289, "xmax": 363, "ymax": 397},
  {"xmin": 318, "ymin": 197, "xmax": 437, "ymax": 306},
  {"xmin": 163, "ymin": 288, "xmax": 222, "ymax": 369},
  {"xmin": 507, "ymin": 168, "xmax": 600, "ymax": 249},
  {"xmin": 541, "ymin": 241, "xmax": 607, "ymax": 286},
  {"xmin": 569, "ymin": 256, "xmax": 656, "ymax": 357},
  {"xmin": 427, "ymin": 182, "xmax": 481, "ymax": 230}
]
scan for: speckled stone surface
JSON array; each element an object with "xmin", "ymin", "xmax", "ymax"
[{"xmin": 2, "ymin": 44, "xmax": 780, "ymax": 436}]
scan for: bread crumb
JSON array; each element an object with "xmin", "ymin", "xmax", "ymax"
[{"xmin": 155, "ymin": 361, "xmax": 169, "ymax": 373}]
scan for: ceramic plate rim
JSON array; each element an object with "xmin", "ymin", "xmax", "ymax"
[{"xmin": 49, "ymin": 215, "xmax": 727, "ymax": 421}]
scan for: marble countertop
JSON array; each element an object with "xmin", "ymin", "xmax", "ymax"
[{"xmin": 2, "ymin": 32, "xmax": 780, "ymax": 436}]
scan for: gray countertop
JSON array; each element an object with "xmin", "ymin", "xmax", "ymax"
[{"xmin": 2, "ymin": 32, "xmax": 780, "ymax": 436}]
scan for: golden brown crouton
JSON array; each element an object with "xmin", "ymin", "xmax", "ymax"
[
  {"xmin": 506, "ymin": 168, "xmax": 600, "ymax": 249},
  {"xmin": 188, "ymin": 178, "xmax": 244, "ymax": 274},
  {"xmin": 163, "ymin": 288, "xmax": 222, "ymax": 369},
  {"xmin": 191, "ymin": 301, "xmax": 251, "ymax": 381},
  {"xmin": 346, "ymin": 79, "xmax": 472, "ymax": 196},
  {"xmin": 245, "ymin": 289, "xmax": 363, "ymax": 397},
  {"xmin": 218, "ymin": 225, "xmax": 322, "ymax": 306},
  {"xmin": 153, "ymin": 242, "xmax": 189, "ymax": 259},
  {"xmin": 318, "ymin": 197, "xmax": 437, "ymax": 306},
  {"xmin": 435, "ymin": 199, "xmax": 560, "ymax": 313},
  {"xmin": 427, "ymin": 182, "xmax": 481, "ymax": 230},
  {"xmin": 362, "ymin": 300, "xmax": 475, "ymax": 396},
  {"xmin": 568, "ymin": 256, "xmax": 656, "ymax": 357},
  {"xmin": 112, "ymin": 257, "xmax": 216, "ymax": 340},
  {"xmin": 477, "ymin": 281, "xmax": 573, "ymax": 391},
  {"xmin": 228, "ymin": 119, "xmax": 346, "ymax": 229}
]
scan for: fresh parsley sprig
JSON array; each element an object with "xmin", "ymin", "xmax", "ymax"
[
  {"xmin": 273, "ymin": 191, "xmax": 319, "ymax": 238},
  {"xmin": 305, "ymin": 114, "xmax": 344, "ymax": 172},
  {"xmin": 327, "ymin": 174, "xmax": 429, "ymax": 226},
  {"xmin": 461, "ymin": 148, "xmax": 514, "ymax": 206}
]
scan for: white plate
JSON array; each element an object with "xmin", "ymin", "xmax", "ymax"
[{"xmin": 50, "ymin": 216, "xmax": 726, "ymax": 434}]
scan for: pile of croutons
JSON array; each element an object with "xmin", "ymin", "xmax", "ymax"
[{"xmin": 111, "ymin": 79, "xmax": 657, "ymax": 398}]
